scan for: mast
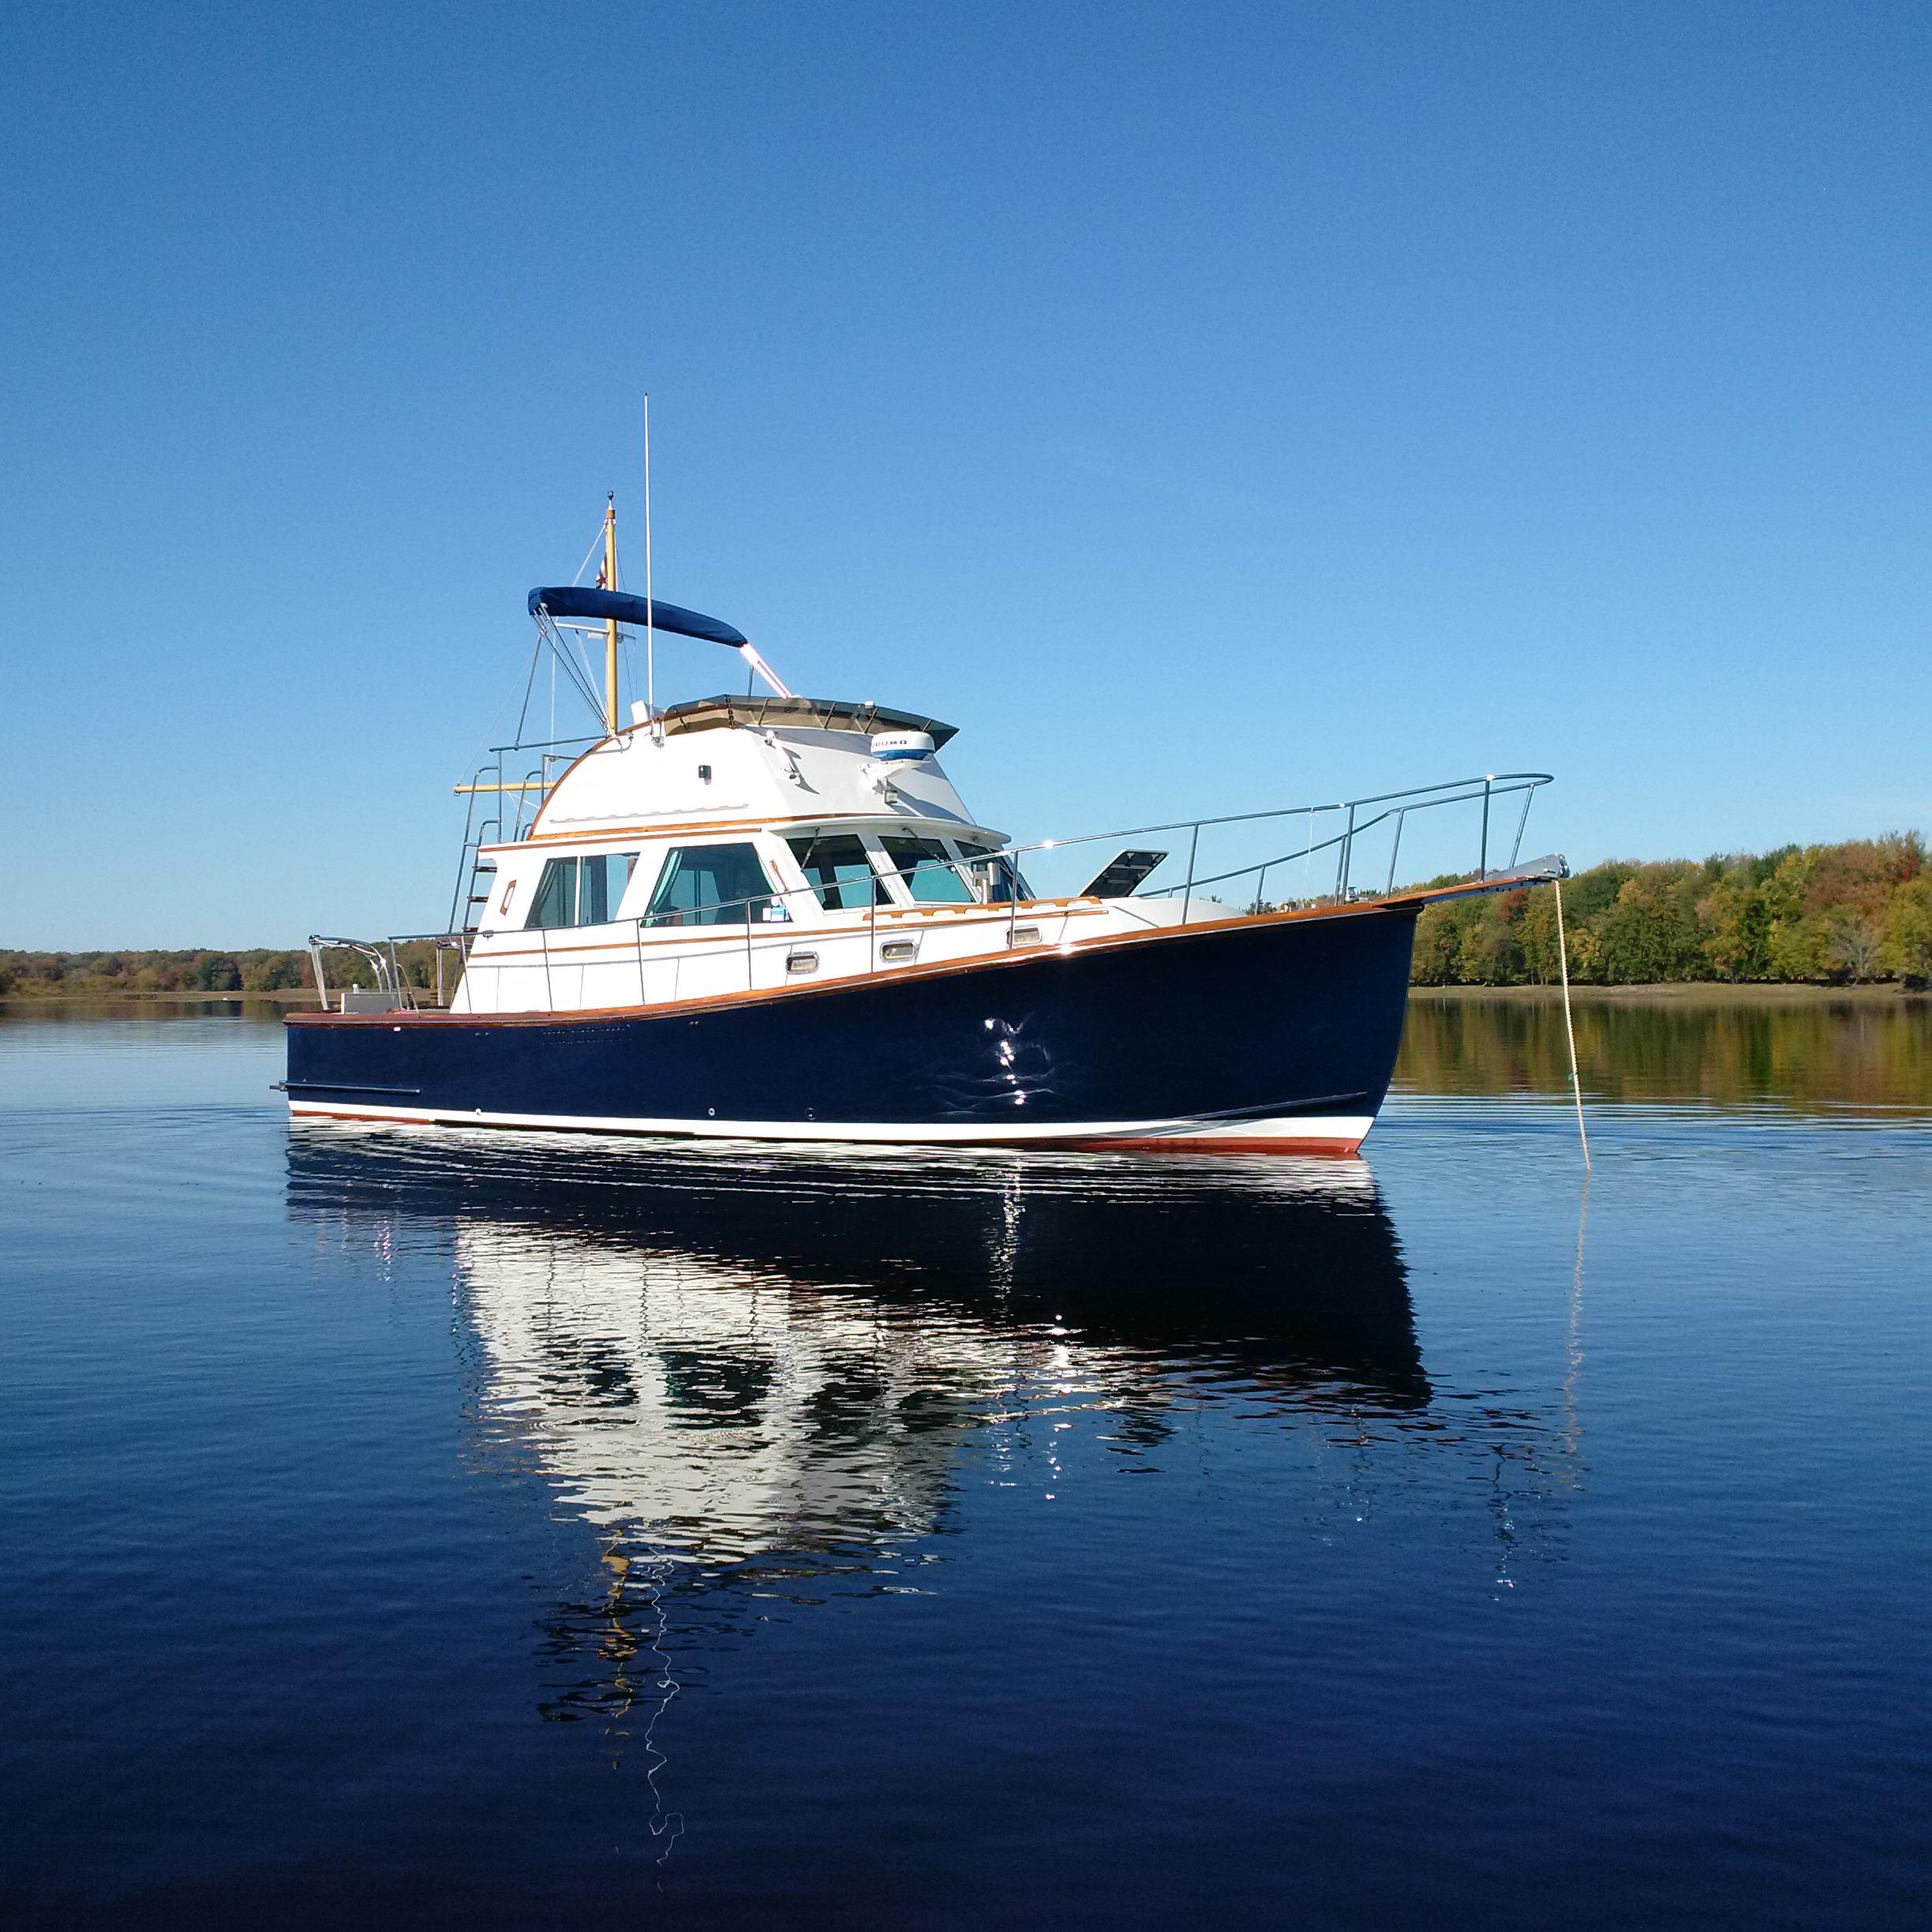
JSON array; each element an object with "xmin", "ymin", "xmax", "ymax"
[{"xmin": 602, "ymin": 494, "xmax": 620, "ymax": 735}]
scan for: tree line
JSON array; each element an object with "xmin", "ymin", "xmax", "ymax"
[
  {"xmin": 1411, "ymin": 833, "xmax": 1931, "ymax": 987},
  {"xmin": 0, "ymin": 945, "xmax": 443, "ymax": 998},
  {"xmin": 3, "ymin": 833, "xmax": 1928, "ymax": 996}
]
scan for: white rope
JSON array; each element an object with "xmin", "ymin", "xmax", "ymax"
[{"xmin": 1553, "ymin": 880, "xmax": 1591, "ymax": 1170}]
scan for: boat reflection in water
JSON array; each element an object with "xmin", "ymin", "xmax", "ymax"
[{"xmin": 284, "ymin": 1127, "xmax": 1569, "ymax": 1859}]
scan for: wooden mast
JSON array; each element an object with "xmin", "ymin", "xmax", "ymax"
[{"xmin": 601, "ymin": 494, "xmax": 620, "ymax": 735}]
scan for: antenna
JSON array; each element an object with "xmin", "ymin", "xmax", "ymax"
[
  {"xmin": 642, "ymin": 395, "xmax": 656, "ymax": 732},
  {"xmin": 601, "ymin": 493, "xmax": 619, "ymax": 736}
]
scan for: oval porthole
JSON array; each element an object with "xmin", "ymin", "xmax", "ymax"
[
  {"xmin": 880, "ymin": 940, "xmax": 916, "ymax": 964},
  {"xmin": 786, "ymin": 950, "xmax": 819, "ymax": 975}
]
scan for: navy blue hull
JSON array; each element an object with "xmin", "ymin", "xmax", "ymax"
[{"xmin": 286, "ymin": 906, "xmax": 1421, "ymax": 1143}]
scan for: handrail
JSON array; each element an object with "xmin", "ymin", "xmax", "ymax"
[
  {"xmin": 308, "ymin": 935, "xmax": 399, "ymax": 1011},
  {"xmin": 999, "ymin": 770, "xmax": 1552, "ymax": 921},
  {"xmin": 998, "ymin": 772, "xmax": 1551, "ymax": 861},
  {"xmin": 328, "ymin": 768, "xmax": 1556, "ymax": 1014}
]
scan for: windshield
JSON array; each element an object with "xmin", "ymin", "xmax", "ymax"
[
  {"xmin": 644, "ymin": 844, "xmax": 783, "ymax": 927},
  {"xmin": 878, "ymin": 837, "xmax": 974, "ymax": 905},
  {"xmin": 786, "ymin": 834, "xmax": 888, "ymax": 911}
]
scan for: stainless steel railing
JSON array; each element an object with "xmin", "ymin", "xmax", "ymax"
[
  {"xmin": 328, "ymin": 769, "xmax": 1554, "ymax": 1016},
  {"xmin": 1003, "ymin": 771, "xmax": 1554, "ymax": 920},
  {"xmin": 447, "ymin": 732, "xmax": 601, "ymax": 932},
  {"xmin": 309, "ymin": 932, "xmax": 474, "ymax": 1012}
]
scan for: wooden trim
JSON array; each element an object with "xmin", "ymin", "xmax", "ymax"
[
  {"xmin": 522, "ymin": 728, "xmax": 627, "ymax": 835},
  {"xmin": 466, "ymin": 899, "xmax": 1107, "ymax": 964},
  {"xmin": 483, "ymin": 812, "xmax": 780, "ymax": 850},
  {"xmin": 290, "ymin": 894, "xmax": 1413, "ymax": 1032},
  {"xmin": 481, "ymin": 809, "xmax": 1008, "ymax": 853}
]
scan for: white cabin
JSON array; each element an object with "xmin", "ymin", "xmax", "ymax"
[{"xmin": 453, "ymin": 695, "xmax": 1184, "ymax": 1016}]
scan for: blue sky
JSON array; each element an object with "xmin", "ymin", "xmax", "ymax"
[{"xmin": 3, "ymin": 1, "xmax": 1926, "ymax": 947}]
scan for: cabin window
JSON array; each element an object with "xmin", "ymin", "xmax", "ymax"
[
  {"xmin": 524, "ymin": 852, "xmax": 641, "ymax": 930},
  {"xmin": 787, "ymin": 833, "xmax": 887, "ymax": 911},
  {"xmin": 645, "ymin": 843, "xmax": 784, "ymax": 927},
  {"xmin": 878, "ymin": 836, "xmax": 974, "ymax": 905}
]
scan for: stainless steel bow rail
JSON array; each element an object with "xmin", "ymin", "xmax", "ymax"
[
  {"xmin": 313, "ymin": 769, "xmax": 1557, "ymax": 1013},
  {"xmin": 1005, "ymin": 770, "xmax": 1555, "ymax": 917}
]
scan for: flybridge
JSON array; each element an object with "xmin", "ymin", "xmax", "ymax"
[{"xmin": 651, "ymin": 695, "xmax": 958, "ymax": 747}]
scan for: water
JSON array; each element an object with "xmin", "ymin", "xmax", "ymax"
[{"xmin": 1, "ymin": 998, "xmax": 1926, "ymax": 1929}]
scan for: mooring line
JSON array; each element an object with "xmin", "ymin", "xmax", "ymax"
[{"xmin": 1552, "ymin": 879, "xmax": 1591, "ymax": 1170}]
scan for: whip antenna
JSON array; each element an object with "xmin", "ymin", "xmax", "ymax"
[{"xmin": 643, "ymin": 395, "xmax": 656, "ymax": 732}]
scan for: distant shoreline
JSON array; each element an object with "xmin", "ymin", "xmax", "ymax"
[
  {"xmin": 0, "ymin": 990, "xmax": 319, "ymax": 1007},
  {"xmin": 2, "ymin": 981, "xmax": 1925, "ymax": 1010},
  {"xmin": 1410, "ymin": 981, "xmax": 1927, "ymax": 1004}
]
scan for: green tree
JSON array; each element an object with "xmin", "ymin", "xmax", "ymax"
[
  {"xmin": 1458, "ymin": 909, "xmax": 1526, "ymax": 984},
  {"xmin": 1883, "ymin": 877, "xmax": 1932, "ymax": 983},
  {"xmin": 1696, "ymin": 877, "xmax": 1770, "ymax": 980},
  {"xmin": 1515, "ymin": 887, "xmax": 1561, "ymax": 983},
  {"xmin": 1600, "ymin": 871, "xmax": 1705, "ymax": 983}
]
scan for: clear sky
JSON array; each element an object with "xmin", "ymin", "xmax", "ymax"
[{"xmin": 3, "ymin": 1, "xmax": 1926, "ymax": 948}]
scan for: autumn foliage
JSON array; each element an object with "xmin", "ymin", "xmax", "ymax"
[
  {"xmin": 0, "ymin": 945, "xmax": 444, "ymax": 999},
  {"xmin": 3, "ymin": 836, "xmax": 1929, "ymax": 996},
  {"xmin": 1411, "ymin": 833, "xmax": 1932, "ymax": 987}
]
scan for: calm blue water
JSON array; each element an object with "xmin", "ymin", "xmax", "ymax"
[{"xmin": 1, "ymin": 1005, "xmax": 1926, "ymax": 1928}]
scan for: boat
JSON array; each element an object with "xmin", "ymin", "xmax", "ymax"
[{"xmin": 285, "ymin": 498, "xmax": 1563, "ymax": 1153}]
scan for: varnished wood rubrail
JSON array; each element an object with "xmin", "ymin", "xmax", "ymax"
[{"xmin": 288, "ymin": 893, "xmax": 1417, "ymax": 1032}]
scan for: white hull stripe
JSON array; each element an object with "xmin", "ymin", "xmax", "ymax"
[{"xmin": 285, "ymin": 1099, "xmax": 1376, "ymax": 1151}]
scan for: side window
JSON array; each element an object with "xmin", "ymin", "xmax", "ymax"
[
  {"xmin": 880, "ymin": 836, "xmax": 973, "ymax": 904},
  {"xmin": 525, "ymin": 852, "xmax": 641, "ymax": 929},
  {"xmin": 578, "ymin": 852, "xmax": 639, "ymax": 924},
  {"xmin": 787, "ymin": 833, "xmax": 887, "ymax": 911},
  {"xmin": 526, "ymin": 858, "xmax": 575, "ymax": 930},
  {"xmin": 646, "ymin": 843, "xmax": 784, "ymax": 927}
]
